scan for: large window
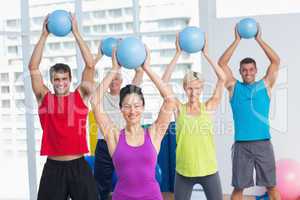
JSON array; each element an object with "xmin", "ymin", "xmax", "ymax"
[
  {"xmin": 107, "ymin": 8, "xmax": 122, "ymax": 18},
  {"xmin": 1, "ymin": 86, "xmax": 10, "ymax": 94},
  {"xmin": 15, "ymin": 85, "xmax": 24, "ymax": 93},
  {"xmin": 108, "ymin": 23, "xmax": 123, "ymax": 32},
  {"xmin": 6, "ymin": 19, "xmax": 19, "ymax": 28},
  {"xmin": 93, "ymin": 10, "xmax": 106, "ymax": 19},
  {"xmin": 0, "ymin": 0, "xmax": 201, "ymax": 199},
  {"xmin": 140, "ymin": 0, "xmax": 199, "ymax": 112},
  {"xmin": 1, "ymin": 100, "xmax": 11, "ymax": 108},
  {"xmin": 93, "ymin": 24, "xmax": 107, "ymax": 33},
  {"xmin": 216, "ymin": 0, "xmax": 300, "ymax": 18},
  {"xmin": 0, "ymin": 73, "xmax": 9, "ymax": 82},
  {"xmin": 8, "ymin": 46, "xmax": 19, "ymax": 55}
]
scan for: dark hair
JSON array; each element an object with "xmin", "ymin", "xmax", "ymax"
[
  {"xmin": 49, "ymin": 63, "xmax": 72, "ymax": 80},
  {"xmin": 240, "ymin": 57, "xmax": 256, "ymax": 68},
  {"xmin": 119, "ymin": 84, "xmax": 145, "ymax": 108}
]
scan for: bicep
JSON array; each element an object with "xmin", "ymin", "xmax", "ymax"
[
  {"xmin": 79, "ymin": 67, "xmax": 96, "ymax": 97},
  {"xmin": 81, "ymin": 66, "xmax": 95, "ymax": 83},
  {"xmin": 264, "ymin": 63, "xmax": 279, "ymax": 89},
  {"xmin": 30, "ymin": 69, "xmax": 48, "ymax": 101},
  {"xmin": 93, "ymin": 106, "xmax": 118, "ymax": 139},
  {"xmin": 206, "ymin": 81, "xmax": 225, "ymax": 111},
  {"xmin": 151, "ymin": 99, "xmax": 176, "ymax": 141},
  {"xmin": 92, "ymin": 105, "xmax": 120, "ymax": 153},
  {"xmin": 221, "ymin": 64, "xmax": 236, "ymax": 88}
]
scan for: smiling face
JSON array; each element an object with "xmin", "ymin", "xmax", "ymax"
[
  {"xmin": 51, "ymin": 72, "xmax": 71, "ymax": 96},
  {"xmin": 239, "ymin": 63, "xmax": 257, "ymax": 84},
  {"xmin": 239, "ymin": 57, "xmax": 257, "ymax": 84},
  {"xmin": 184, "ymin": 79, "xmax": 203, "ymax": 104},
  {"xmin": 49, "ymin": 63, "xmax": 72, "ymax": 96},
  {"xmin": 183, "ymin": 71, "xmax": 204, "ymax": 104},
  {"xmin": 120, "ymin": 93, "xmax": 145, "ymax": 125}
]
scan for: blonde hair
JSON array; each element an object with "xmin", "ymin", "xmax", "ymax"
[
  {"xmin": 183, "ymin": 71, "xmax": 204, "ymax": 86},
  {"xmin": 105, "ymin": 69, "xmax": 122, "ymax": 80}
]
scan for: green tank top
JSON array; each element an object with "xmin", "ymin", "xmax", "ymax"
[{"xmin": 176, "ymin": 103, "xmax": 218, "ymax": 177}]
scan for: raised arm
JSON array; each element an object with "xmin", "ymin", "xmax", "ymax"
[
  {"xmin": 143, "ymin": 46, "xmax": 174, "ymax": 100},
  {"xmin": 203, "ymin": 36, "xmax": 226, "ymax": 111},
  {"xmin": 28, "ymin": 16, "xmax": 50, "ymax": 105},
  {"xmin": 142, "ymin": 46, "xmax": 176, "ymax": 145},
  {"xmin": 90, "ymin": 49, "xmax": 120, "ymax": 154},
  {"xmin": 161, "ymin": 33, "xmax": 181, "ymax": 83},
  {"xmin": 131, "ymin": 67, "xmax": 144, "ymax": 86},
  {"xmin": 218, "ymin": 26, "xmax": 239, "ymax": 90},
  {"xmin": 94, "ymin": 40, "xmax": 103, "ymax": 65},
  {"xmin": 256, "ymin": 24, "xmax": 280, "ymax": 89},
  {"xmin": 71, "ymin": 14, "xmax": 96, "ymax": 98}
]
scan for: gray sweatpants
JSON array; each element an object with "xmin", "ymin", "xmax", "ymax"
[{"xmin": 174, "ymin": 172, "xmax": 223, "ymax": 200}]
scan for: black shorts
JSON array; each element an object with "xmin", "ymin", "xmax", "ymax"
[{"xmin": 37, "ymin": 157, "xmax": 99, "ymax": 200}]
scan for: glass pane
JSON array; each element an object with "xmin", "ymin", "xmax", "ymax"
[
  {"xmin": 0, "ymin": 0, "xmax": 31, "ymax": 198},
  {"xmin": 216, "ymin": 0, "xmax": 300, "ymax": 18},
  {"xmin": 140, "ymin": 0, "xmax": 199, "ymax": 115},
  {"xmin": 81, "ymin": 0, "xmax": 134, "ymax": 83}
]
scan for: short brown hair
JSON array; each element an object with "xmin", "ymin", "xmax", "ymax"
[
  {"xmin": 49, "ymin": 63, "xmax": 72, "ymax": 80},
  {"xmin": 240, "ymin": 57, "xmax": 256, "ymax": 68}
]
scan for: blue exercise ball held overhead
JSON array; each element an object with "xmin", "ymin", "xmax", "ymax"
[
  {"xmin": 179, "ymin": 26, "xmax": 205, "ymax": 54},
  {"xmin": 237, "ymin": 18, "xmax": 258, "ymax": 39},
  {"xmin": 47, "ymin": 10, "xmax": 72, "ymax": 37},
  {"xmin": 101, "ymin": 37, "xmax": 119, "ymax": 57},
  {"xmin": 116, "ymin": 37, "xmax": 146, "ymax": 69}
]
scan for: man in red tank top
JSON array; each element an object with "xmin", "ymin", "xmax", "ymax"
[{"xmin": 28, "ymin": 14, "xmax": 98, "ymax": 200}]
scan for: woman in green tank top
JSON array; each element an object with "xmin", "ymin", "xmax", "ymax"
[{"xmin": 161, "ymin": 34, "xmax": 226, "ymax": 200}]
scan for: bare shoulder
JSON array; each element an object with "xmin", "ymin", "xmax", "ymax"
[
  {"xmin": 173, "ymin": 99, "xmax": 182, "ymax": 118},
  {"xmin": 105, "ymin": 127, "xmax": 121, "ymax": 156}
]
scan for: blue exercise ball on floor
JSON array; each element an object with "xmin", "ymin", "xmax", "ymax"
[
  {"xmin": 237, "ymin": 18, "xmax": 258, "ymax": 39},
  {"xmin": 179, "ymin": 26, "xmax": 205, "ymax": 53},
  {"xmin": 47, "ymin": 10, "xmax": 72, "ymax": 37},
  {"xmin": 101, "ymin": 37, "xmax": 118, "ymax": 57},
  {"xmin": 116, "ymin": 37, "xmax": 146, "ymax": 69}
]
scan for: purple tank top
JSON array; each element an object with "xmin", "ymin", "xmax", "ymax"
[{"xmin": 112, "ymin": 128, "xmax": 162, "ymax": 200}]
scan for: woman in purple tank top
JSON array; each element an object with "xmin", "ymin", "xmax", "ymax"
[{"xmin": 91, "ymin": 47, "xmax": 176, "ymax": 200}]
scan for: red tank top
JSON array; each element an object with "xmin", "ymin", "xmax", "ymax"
[{"xmin": 38, "ymin": 89, "xmax": 89, "ymax": 156}]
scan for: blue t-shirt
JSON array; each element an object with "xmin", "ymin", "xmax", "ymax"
[{"xmin": 230, "ymin": 80, "xmax": 271, "ymax": 141}]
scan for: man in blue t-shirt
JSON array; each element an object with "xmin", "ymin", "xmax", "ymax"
[{"xmin": 218, "ymin": 24, "xmax": 280, "ymax": 199}]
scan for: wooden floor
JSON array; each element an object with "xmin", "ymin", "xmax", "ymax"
[
  {"xmin": 222, "ymin": 194, "xmax": 256, "ymax": 200},
  {"xmin": 161, "ymin": 193, "xmax": 257, "ymax": 200},
  {"xmin": 108, "ymin": 193, "xmax": 258, "ymax": 200}
]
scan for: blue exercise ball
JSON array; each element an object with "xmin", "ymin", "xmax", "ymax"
[
  {"xmin": 116, "ymin": 37, "xmax": 146, "ymax": 69},
  {"xmin": 47, "ymin": 10, "xmax": 72, "ymax": 37},
  {"xmin": 101, "ymin": 37, "xmax": 118, "ymax": 57},
  {"xmin": 237, "ymin": 18, "xmax": 258, "ymax": 39},
  {"xmin": 179, "ymin": 26, "xmax": 205, "ymax": 54}
]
